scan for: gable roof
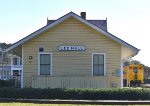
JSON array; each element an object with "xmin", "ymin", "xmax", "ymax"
[
  {"xmin": 88, "ymin": 20, "xmax": 107, "ymax": 31},
  {"xmin": 6, "ymin": 12, "xmax": 140, "ymax": 55},
  {"xmin": 47, "ymin": 19, "xmax": 107, "ymax": 31}
]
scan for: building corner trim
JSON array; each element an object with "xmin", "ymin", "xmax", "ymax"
[
  {"xmin": 21, "ymin": 45, "xmax": 23, "ymax": 88},
  {"xmin": 120, "ymin": 46, "xmax": 123, "ymax": 88}
]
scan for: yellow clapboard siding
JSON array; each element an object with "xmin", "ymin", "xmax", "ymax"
[{"xmin": 23, "ymin": 17, "xmax": 121, "ymax": 88}]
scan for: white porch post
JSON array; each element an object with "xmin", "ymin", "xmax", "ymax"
[
  {"xmin": 10, "ymin": 57, "xmax": 13, "ymax": 76},
  {"xmin": 21, "ymin": 46, "xmax": 23, "ymax": 88},
  {"xmin": 18, "ymin": 57, "xmax": 21, "ymax": 65}
]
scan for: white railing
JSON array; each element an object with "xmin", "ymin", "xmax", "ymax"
[
  {"xmin": 11, "ymin": 65, "xmax": 22, "ymax": 69},
  {"xmin": 32, "ymin": 76, "xmax": 111, "ymax": 88}
]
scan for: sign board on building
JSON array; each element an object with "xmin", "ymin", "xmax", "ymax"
[{"xmin": 59, "ymin": 46, "xmax": 85, "ymax": 51}]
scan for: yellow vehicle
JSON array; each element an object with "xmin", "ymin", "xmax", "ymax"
[{"xmin": 123, "ymin": 64, "xmax": 144, "ymax": 86}]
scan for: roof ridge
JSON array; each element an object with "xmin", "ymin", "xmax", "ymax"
[{"xmin": 87, "ymin": 19, "xmax": 106, "ymax": 21}]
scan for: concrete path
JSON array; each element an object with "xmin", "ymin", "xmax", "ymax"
[{"xmin": 0, "ymin": 98, "xmax": 150, "ymax": 105}]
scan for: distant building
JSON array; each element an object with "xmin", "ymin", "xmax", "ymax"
[{"xmin": 0, "ymin": 55, "xmax": 22, "ymax": 80}]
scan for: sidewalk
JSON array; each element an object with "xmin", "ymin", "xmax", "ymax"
[{"xmin": 0, "ymin": 98, "xmax": 150, "ymax": 105}]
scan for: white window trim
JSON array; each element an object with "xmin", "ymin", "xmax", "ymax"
[
  {"xmin": 38, "ymin": 52, "xmax": 52, "ymax": 76},
  {"xmin": 92, "ymin": 53, "xmax": 106, "ymax": 76}
]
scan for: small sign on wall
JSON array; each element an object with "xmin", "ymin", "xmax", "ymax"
[
  {"xmin": 115, "ymin": 69, "xmax": 121, "ymax": 77},
  {"xmin": 59, "ymin": 46, "xmax": 85, "ymax": 51}
]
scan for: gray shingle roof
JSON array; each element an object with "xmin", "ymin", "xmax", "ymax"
[
  {"xmin": 47, "ymin": 19, "xmax": 107, "ymax": 31},
  {"xmin": 88, "ymin": 20, "xmax": 107, "ymax": 31}
]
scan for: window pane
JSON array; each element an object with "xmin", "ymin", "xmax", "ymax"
[
  {"xmin": 40, "ymin": 65, "xmax": 50, "ymax": 75},
  {"xmin": 40, "ymin": 54, "xmax": 51, "ymax": 75},
  {"xmin": 13, "ymin": 58, "xmax": 18, "ymax": 65},
  {"xmin": 40, "ymin": 54, "xmax": 50, "ymax": 64},
  {"xmin": 133, "ymin": 67, "xmax": 138, "ymax": 73},
  {"xmin": 99, "ymin": 66, "xmax": 104, "ymax": 75},
  {"xmin": 93, "ymin": 54, "xmax": 104, "ymax": 76},
  {"xmin": 99, "ymin": 55, "xmax": 104, "ymax": 64},
  {"xmin": 93, "ymin": 65, "xmax": 99, "ymax": 75},
  {"xmin": 93, "ymin": 55, "xmax": 99, "ymax": 64}
]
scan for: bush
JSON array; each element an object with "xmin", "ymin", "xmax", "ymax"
[
  {"xmin": 0, "ymin": 79, "xmax": 14, "ymax": 87},
  {"xmin": 0, "ymin": 88, "xmax": 149, "ymax": 100},
  {"xmin": 144, "ymin": 79, "xmax": 150, "ymax": 84}
]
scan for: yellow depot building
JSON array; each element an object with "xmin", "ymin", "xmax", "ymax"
[{"xmin": 6, "ymin": 12, "xmax": 139, "ymax": 88}]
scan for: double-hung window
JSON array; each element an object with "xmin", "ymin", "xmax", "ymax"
[
  {"xmin": 13, "ymin": 58, "xmax": 19, "ymax": 65},
  {"xmin": 93, "ymin": 53, "xmax": 105, "ymax": 76},
  {"xmin": 39, "ymin": 53, "xmax": 52, "ymax": 75}
]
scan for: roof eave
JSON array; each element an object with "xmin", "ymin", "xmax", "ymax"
[
  {"xmin": 72, "ymin": 13, "xmax": 140, "ymax": 52},
  {"xmin": 6, "ymin": 12, "xmax": 140, "ymax": 55},
  {"xmin": 6, "ymin": 12, "xmax": 74, "ymax": 52}
]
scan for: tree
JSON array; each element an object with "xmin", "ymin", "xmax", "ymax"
[
  {"xmin": 0, "ymin": 43, "xmax": 11, "ymax": 49},
  {"xmin": 123, "ymin": 60, "xmax": 141, "ymax": 66},
  {"xmin": 144, "ymin": 66, "xmax": 150, "ymax": 79},
  {"xmin": 123, "ymin": 60, "xmax": 150, "ymax": 79},
  {"xmin": 0, "ymin": 43, "xmax": 11, "ymax": 64}
]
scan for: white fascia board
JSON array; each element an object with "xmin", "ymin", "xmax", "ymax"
[
  {"xmin": 6, "ymin": 13, "xmax": 73, "ymax": 52},
  {"xmin": 71, "ymin": 13, "xmax": 140, "ymax": 53}
]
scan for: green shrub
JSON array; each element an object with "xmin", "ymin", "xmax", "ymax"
[
  {"xmin": 144, "ymin": 79, "xmax": 150, "ymax": 84},
  {"xmin": 0, "ymin": 88, "xmax": 149, "ymax": 100},
  {"xmin": 0, "ymin": 79, "xmax": 14, "ymax": 87}
]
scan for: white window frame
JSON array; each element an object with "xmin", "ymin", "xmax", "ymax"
[
  {"xmin": 92, "ymin": 53, "xmax": 106, "ymax": 76},
  {"xmin": 38, "ymin": 52, "xmax": 52, "ymax": 76}
]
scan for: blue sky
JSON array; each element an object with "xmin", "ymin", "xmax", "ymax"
[{"xmin": 0, "ymin": 0, "xmax": 150, "ymax": 66}]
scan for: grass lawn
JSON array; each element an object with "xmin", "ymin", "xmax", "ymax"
[{"xmin": 0, "ymin": 103, "xmax": 149, "ymax": 106}]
